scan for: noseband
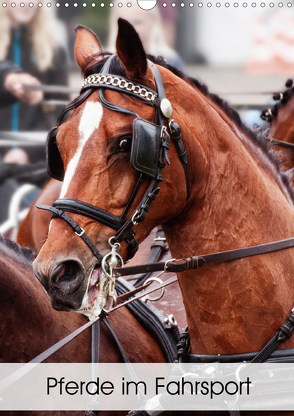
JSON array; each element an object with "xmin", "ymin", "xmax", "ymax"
[{"xmin": 37, "ymin": 55, "xmax": 189, "ymax": 263}]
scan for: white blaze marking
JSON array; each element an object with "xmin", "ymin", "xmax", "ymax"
[{"xmin": 60, "ymin": 101, "xmax": 103, "ymax": 198}]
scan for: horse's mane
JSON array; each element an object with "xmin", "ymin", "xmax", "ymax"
[
  {"xmin": 0, "ymin": 235, "xmax": 36, "ymax": 264},
  {"xmin": 85, "ymin": 53, "xmax": 294, "ymax": 203}
]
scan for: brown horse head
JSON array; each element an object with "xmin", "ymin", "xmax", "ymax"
[{"xmin": 33, "ymin": 19, "xmax": 187, "ymax": 315}]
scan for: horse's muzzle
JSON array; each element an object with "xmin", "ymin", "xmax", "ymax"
[{"xmin": 33, "ymin": 257, "xmax": 92, "ymax": 312}]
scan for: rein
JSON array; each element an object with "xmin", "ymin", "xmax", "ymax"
[{"xmin": 113, "ymin": 236, "xmax": 294, "ymax": 276}]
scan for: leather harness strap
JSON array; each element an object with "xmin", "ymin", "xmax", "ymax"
[
  {"xmin": 177, "ymin": 308, "xmax": 294, "ymax": 364},
  {"xmin": 37, "ymin": 204, "xmax": 103, "ymax": 262},
  {"xmin": 53, "ymin": 198, "xmax": 125, "ymax": 230},
  {"xmin": 113, "ymin": 236, "xmax": 294, "ymax": 277},
  {"xmin": 250, "ymin": 309, "xmax": 294, "ymax": 363},
  {"xmin": 115, "ymin": 277, "xmax": 179, "ymax": 363},
  {"xmin": 169, "ymin": 120, "xmax": 190, "ymax": 200},
  {"xmin": 84, "ymin": 316, "xmax": 132, "ymax": 416},
  {"xmin": 91, "ymin": 321, "xmax": 100, "ymax": 365}
]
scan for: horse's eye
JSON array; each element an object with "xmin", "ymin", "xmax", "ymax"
[{"xmin": 117, "ymin": 137, "xmax": 132, "ymax": 153}]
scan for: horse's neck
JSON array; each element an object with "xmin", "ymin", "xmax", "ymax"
[{"xmin": 163, "ymin": 90, "xmax": 294, "ymax": 355}]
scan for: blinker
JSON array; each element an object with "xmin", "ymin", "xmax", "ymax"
[
  {"xmin": 131, "ymin": 118, "xmax": 163, "ymax": 179},
  {"xmin": 46, "ymin": 126, "xmax": 64, "ymax": 182}
]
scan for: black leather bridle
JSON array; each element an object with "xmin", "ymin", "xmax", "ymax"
[{"xmin": 37, "ymin": 55, "xmax": 189, "ymax": 263}]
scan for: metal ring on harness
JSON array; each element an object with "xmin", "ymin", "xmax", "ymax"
[
  {"xmin": 142, "ymin": 277, "xmax": 165, "ymax": 303},
  {"xmin": 101, "ymin": 238, "xmax": 124, "ymax": 279}
]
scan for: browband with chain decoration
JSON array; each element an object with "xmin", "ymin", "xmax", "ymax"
[{"xmin": 81, "ymin": 74, "xmax": 158, "ymax": 105}]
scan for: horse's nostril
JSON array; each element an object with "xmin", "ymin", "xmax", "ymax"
[
  {"xmin": 50, "ymin": 260, "xmax": 84, "ymax": 294},
  {"xmin": 57, "ymin": 261, "xmax": 81, "ymax": 283}
]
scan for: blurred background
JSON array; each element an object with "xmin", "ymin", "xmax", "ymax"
[{"xmin": 0, "ymin": 1, "xmax": 293, "ymax": 237}]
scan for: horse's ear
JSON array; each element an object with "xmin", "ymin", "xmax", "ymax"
[
  {"xmin": 116, "ymin": 18, "xmax": 147, "ymax": 81},
  {"xmin": 74, "ymin": 25, "xmax": 103, "ymax": 73}
]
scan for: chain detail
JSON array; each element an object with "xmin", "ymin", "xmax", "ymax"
[{"xmin": 82, "ymin": 74, "xmax": 157, "ymax": 103}]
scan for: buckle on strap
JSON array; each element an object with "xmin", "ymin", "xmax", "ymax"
[
  {"xmin": 75, "ymin": 227, "xmax": 85, "ymax": 237},
  {"xmin": 164, "ymin": 258, "xmax": 176, "ymax": 272},
  {"xmin": 131, "ymin": 210, "xmax": 139, "ymax": 226},
  {"xmin": 164, "ymin": 256, "xmax": 205, "ymax": 273}
]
